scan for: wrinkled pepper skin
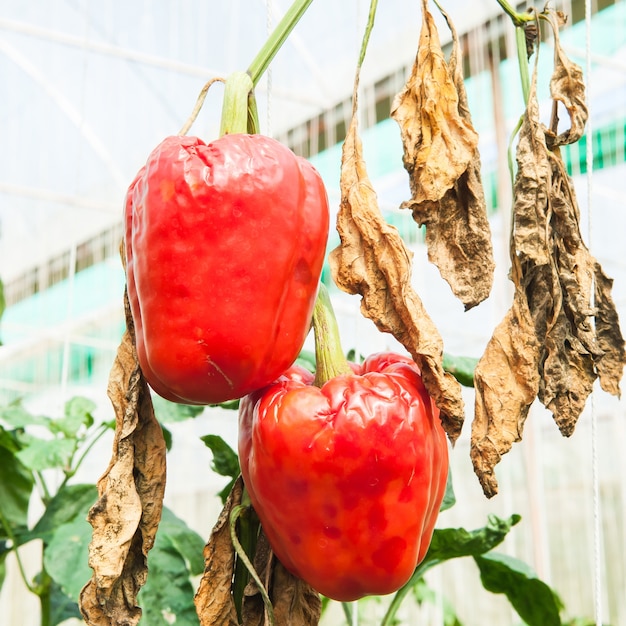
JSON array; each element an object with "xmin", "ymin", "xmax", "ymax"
[
  {"xmin": 125, "ymin": 134, "xmax": 329, "ymax": 404},
  {"xmin": 238, "ymin": 353, "xmax": 449, "ymax": 601}
]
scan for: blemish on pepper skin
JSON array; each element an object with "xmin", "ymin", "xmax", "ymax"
[
  {"xmin": 323, "ymin": 526, "xmax": 342, "ymax": 539},
  {"xmin": 371, "ymin": 536, "xmax": 407, "ymax": 574},
  {"xmin": 160, "ymin": 179, "xmax": 176, "ymax": 202}
]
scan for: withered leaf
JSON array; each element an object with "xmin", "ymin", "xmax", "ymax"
[
  {"xmin": 80, "ymin": 288, "xmax": 167, "ymax": 625},
  {"xmin": 242, "ymin": 531, "xmax": 321, "ymax": 626},
  {"xmin": 472, "ymin": 41, "xmax": 625, "ymax": 496},
  {"xmin": 329, "ymin": 102, "xmax": 465, "ymax": 443},
  {"xmin": 547, "ymin": 11, "xmax": 588, "ymax": 147},
  {"xmin": 391, "ymin": 0, "xmax": 478, "ymax": 204},
  {"xmin": 594, "ymin": 263, "xmax": 626, "ymax": 395},
  {"xmin": 471, "ymin": 283, "xmax": 541, "ymax": 498},
  {"xmin": 392, "ymin": 2, "xmax": 494, "ymax": 310},
  {"xmin": 194, "ymin": 477, "xmax": 241, "ymax": 626}
]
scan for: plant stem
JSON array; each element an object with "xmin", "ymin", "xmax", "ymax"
[
  {"xmin": 247, "ymin": 0, "xmax": 315, "ymax": 85},
  {"xmin": 0, "ymin": 508, "xmax": 37, "ymax": 594},
  {"xmin": 495, "ymin": 0, "xmax": 535, "ymax": 105},
  {"xmin": 380, "ymin": 560, "xmax": 439, "ymax": 626},
  {"xmin": 312, "ymin": 284, "xmax": 353, "ymax": 387},
  {"xmin": 70, "ymin": 424, "xmax": 110, "ymax": 477},
  {"xmin": 515, "ymin": 25, "xmax": 531, "ymax": 105},
  {"xmin": 34, "ymin": 471, "xmax": 52, "ymax": 507},
  {"xmin": 230, "ymin": 502, "xmax": 273, "ymax": 625},
  {"xmin": 38, "ymin": 566, "xmax": 52, "ymax": 626},
  {"xmin": 341, "ymin": 601, "xmax": 353, "ymax": 623},
  {"xmin": 179, "ymin": 76, "xmax": 225, "ymax": 135},
  {"xmin": 356, "ymin": 0, "xmax": 379, "ymax": 70},
  {"xmin": 219, "ymin": 71, "xmax": 255, "ymax": 136},
  {"xmin": 494, "ymin": 0, "xmax": 534, "ymax": 26}
]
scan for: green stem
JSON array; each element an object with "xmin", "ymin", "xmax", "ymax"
[
  {"xmin": 70, "ymin": 424, "xmax": 110, "ymax": 477},
  {"xmin": 341, "ymin": 601, "xmax": 353, "ymax": 624},
  {"xmin": 219, "ymin": 71, "xmax": 255, "ymax": 136},
  {"xmin": 312, "ymin": 284, "xmax": 353, "ymax": 387},
  {"xmin": 230, "ymin": 490, "xmax": 260, "ymax": 622},
  {"xmin": 356, "ymin": 0, "xmax": 379, "ymax": 70},
  {"xmin": 34, "ymin": 471, "xmax": 52, "ymax": 507},
  {"xmin": 38, "ymin": 566, "xmax": 52, "ymax": 626},
  {"xmin": 494, "ymin": 0, "xmax": 534, "ymax": 26},
  {"xmin": 0, "ymin": 508, "xmax": 37, "ymax": 594},
  {"xmin": 495, "ymin": 0, "xmax": 534, "ymax": 106},
  {"xmin": 515, "ymin": 25, "xmax": 531, "ymax": 105},
  {"xmin": 247, "ymin": 0, "xmax": 315, "ymax": 85},
  {"xmin": 381, "ymin": 560, "xmax": 440, "ymax": 626},
  {"xmin": 230, "ymin": 502, "xmax": 273, "ymax": 626}
]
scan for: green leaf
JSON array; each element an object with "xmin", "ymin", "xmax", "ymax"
[
  {"xmin": 426, "ymin": 514, "xmax": 521, "ymax": 563},
  {"xmin": 439, "ymin": 467, "xmax": 456, "ymax": 512},
  {"xmin": 50, "ymin": 397, "xmax": 96, "ymax": 438},
  {"xmin": 474, "ymin": 552, "xmax": 563, "ymax": 626},
  {"xmin": 0, "ymin": 541, "xmax": 9, "ymax": 592},
  {"xmin": 0, "ymin": 425, "xmax": 22, "ymax": 454},
  {"xmin": 43, "ymin": 516, "xmax": 94, "ymax": 602},
  {"xmin": 209, "ymin": 398, "xmax": 240, "ymax": 410},
  {"xmin": 442, "ymin": 353, "xmax": 478, "ymax": 388},
  {"xmin": 157, "ymin": 507, "xmax": 206, "ymax": 576},
  {"xmin": 161, "ymin": 424, "xmax": 173, "ymax": 451},
  {"xmin": 152, "ymin": 396, "xmax": 205, "ymax": 423},
  {"xmin": 0, "ymin": 403, "xmax": 50, "ymax": 428},
  {"xmin": 15, "ymin": 437, "xmax": 76, "ymax": 472},
  {"xmin": 137, "ymin": 507, "xmax": 205, "ymax": 626},
  {"xmin": 295, "ymin": 348, "xmax": 317, "ymax": 372},
  {"xmin": 31, "ymin": 484, "xmax": 98, "ymax": 545},
  {"xmin": 200, "ymin": 435, "xmax": 240, "ymax": 478},
  {"xmin": 49, "ymin": 579, "xmax": 82, "ymax": 626},
  {"xmin": 200, "ymin": 434, "xmax": 240, "ymax": 503},
  {"xmin": 345, "ymin": 348, "xmax": 365, "ymax": 363},
  {"xmin": 0, "ymin": 444, "xmax": 34, "ymax": 536}
]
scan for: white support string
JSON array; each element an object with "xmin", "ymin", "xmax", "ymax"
[{"xmin": 583, "ymin": 2, "xmax": 603, "ymax": 625}]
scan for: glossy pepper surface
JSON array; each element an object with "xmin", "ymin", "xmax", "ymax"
[
  {"xmin": 125, "ymin": 134, "xmax": 329, "ymax": 404},
  {"xmin": 238, "ymin": 352, "xmax": 449, "ymax": 601}
]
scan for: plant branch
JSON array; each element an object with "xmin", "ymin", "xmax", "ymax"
[
  {"xmin": 230, "ymin": 503, "xmax": 274, "ymax": 626},
  {"xmin": 0, "ymin": 508, "xmax": 38, "ymax": 594},
  {"xmin": 381, "ymin": 560, "xmax": 440, "ymax": 626},
  {"xmin": 494, "ymin": 0, "xmax": 535, "ymax": 26},
  {"xmin": 247, "ymin": 0, "xmax": 315, "ymax": 85}
]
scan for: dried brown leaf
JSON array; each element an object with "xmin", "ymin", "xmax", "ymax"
[
  {"xmin": 472, "ymin": 52, "xmax": 625, "ymax": 495},
  {"xmin": 547, "ymin": 12, "xmax": 588, "ymax": 147},
  {"xmin": 194, "ymin": 477, "xmax": 241, "ymax": 626},
  {"xmin": 391, "ymin": 0, "xmax": 478, "ymax": 205},
  {"xmin": 471, "ymin": 286, "xmax": 541, "ymax": 497},
  {"xmin": 80, "ymin": 289, "xmax": 167, "ymax": 625},
  {"xmin": 242, "ymin": 531, "xmax": 321, "ymax": 626},
  {"xmin": 329, "ymin": 110, "xmax": 465, "ymax": 443},
  {"xmin": 594, "ymin": 263, "xmax": 626, "ymax": 395},
  {"xmin": 393, "ymin": 4, "xmax": 494, "ymax": 310}
]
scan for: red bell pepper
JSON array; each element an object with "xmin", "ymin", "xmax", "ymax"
[
  {"xmin": 238, "ymin": 289, "xmax": 449, "ymax": 601},
  {"xmin": 125, "ymin": 133, "xmax": 329, "ymax": 404}
]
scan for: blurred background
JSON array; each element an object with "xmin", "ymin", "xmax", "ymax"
[{"xmin": 1, "ymin": 0, "xmax": 625, "ymax": 624}]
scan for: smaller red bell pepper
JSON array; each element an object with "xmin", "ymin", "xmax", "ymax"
[{"xmin": 238, "ymin": 287, "xmax": 449, "ymax": 601}]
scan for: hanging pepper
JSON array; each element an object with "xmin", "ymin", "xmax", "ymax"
[
  {"xmin": 125, "ymin": 132, "xmax": 329, "ymax": 404},
  {"xmin": 238, "ymin": 286, "xmax": 449, "ymax": 601}
]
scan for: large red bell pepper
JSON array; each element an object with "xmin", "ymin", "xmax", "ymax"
[
  {"xmin": 125, "ymin": 133, "xmax": 329, "ymax": 404},
  {"xmin": 238, "ymin": 350, "xmax": 449, "ymax": 601}
]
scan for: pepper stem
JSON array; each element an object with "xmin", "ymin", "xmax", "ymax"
[
  {"xmin": 219, "ymin": 71, "xmax": 254, "ymax": 136},
  {"xmin": 312, "ymin": 284, "xmax": 352, "ymax": 387}
]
